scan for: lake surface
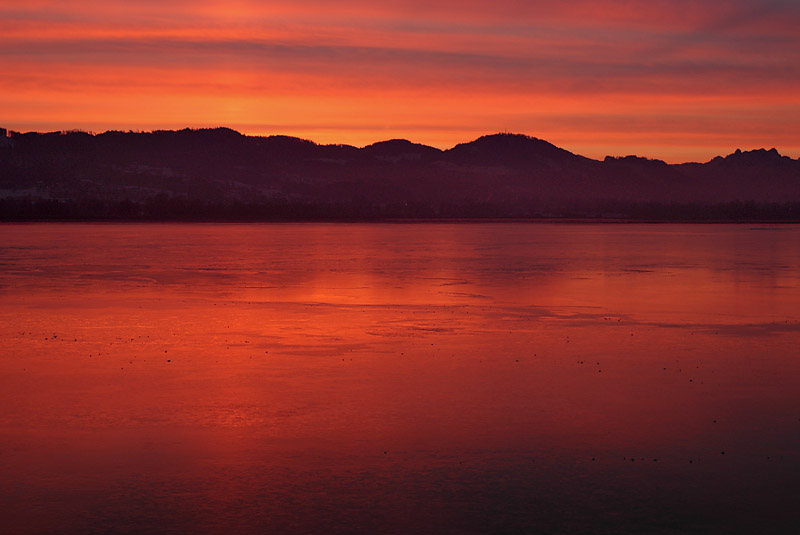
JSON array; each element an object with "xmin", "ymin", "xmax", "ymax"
[{"xmin": 1, "ymin": 223, "xmax": 799, "ymax": 534}]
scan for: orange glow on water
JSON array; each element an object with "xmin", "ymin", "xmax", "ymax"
[{"xmin": 1, "ymin": 223, "xmax": 800, "ymax": 531}]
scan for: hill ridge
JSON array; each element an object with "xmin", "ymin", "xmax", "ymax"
[{"xmin": 1, "ymin": 127, "xmax": 799, "ymax": 221}]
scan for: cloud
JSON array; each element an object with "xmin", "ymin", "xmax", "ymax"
[{"xmin": 1, "ymin": 0, "xmax": 799, "ymax": 161}]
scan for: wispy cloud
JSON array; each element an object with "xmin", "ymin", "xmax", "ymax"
[{"xmin": 1, "ymin": 0, "xmax": 798, "ymax": 161}]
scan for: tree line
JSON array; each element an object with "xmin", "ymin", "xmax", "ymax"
[{"xmin": 2, "ymin": 196, "xmax": 799, "ymax": 222}]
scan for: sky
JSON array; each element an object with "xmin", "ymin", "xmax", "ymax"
[{"xmin": 2, "ymin": 0, "xmax": 799, "ymax": 162}]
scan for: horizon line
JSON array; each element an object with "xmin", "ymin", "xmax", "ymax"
[{"xmin": 1, "ymin": 125, "xmax": 794, "ymax": 166}]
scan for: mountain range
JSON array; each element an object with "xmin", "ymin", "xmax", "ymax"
[{"xmin": 1, "ymin": 127, "xmax": 798, "ymax": 220}]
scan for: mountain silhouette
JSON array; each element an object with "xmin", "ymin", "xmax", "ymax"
[
  {"xmin": 1, "ymin": 128, "xmax": 798, "ymax": 220},
  {"xmin": 362, "ymin": 139, "xmax": 441, "ymax": 161},
  {"xmin": 446, "ymin": 133, "xmax": 586, "ymax": 167}
]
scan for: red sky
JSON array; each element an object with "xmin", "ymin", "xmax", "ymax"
[{"xmin": 2, "ymin": 0, "xmax": 799, "ymax": 162}]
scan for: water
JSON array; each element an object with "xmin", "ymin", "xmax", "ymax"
[{"xmin": 1, "ymin": 223, "xmax": 799, "ymax": 534}]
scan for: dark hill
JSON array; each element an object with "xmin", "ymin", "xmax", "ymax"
[
  {"xmin": 1, "ymin": 128, "xmax": 798, "ymax": 220},
  {"xmin": 445, "ymin": 133, "xmax": 585, "ymax": 167},
  {"xmin": 361, "ymin": 139, "xmax": 441, "ymax": 161}
]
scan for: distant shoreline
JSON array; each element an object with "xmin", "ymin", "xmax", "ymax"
[
  {"xmin": 2, "ymin": 217, "xmax": 799, "ymax": 224},
  {"xmin": 3, "ymin": 130, "xmax": 799, "ymax": 225},
  {"xmin": 3, "ymin": 194, "xmax": 799, "ymax": 224}
]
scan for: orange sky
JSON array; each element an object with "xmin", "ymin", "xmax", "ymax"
[{"xmin": 2, "ymin": 0, "xmax": 799, "ymax": 162}]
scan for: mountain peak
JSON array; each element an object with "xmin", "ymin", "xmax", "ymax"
[
  {"xmin": 357, "ymin": 139, "xmax": 440, "ymax": 162},
  {"xmin": 715, "ymin": 147, "xmax": 786, "ymax": 164},
  {"xmin": 460, "ymin": 132, "xmax": 555, "ymax": 149},
  {"xmin": 362, "ymin": 138, "xmax": 441, "ymax": 156},
  {"xmin": 446, "ymin": 132, "xmax": 581, "ymax": 165}
]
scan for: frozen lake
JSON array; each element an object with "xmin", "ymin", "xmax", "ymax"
[{"xmin": 1, "ymin": 223, "xmax": 799, "ymax": 533}]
